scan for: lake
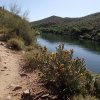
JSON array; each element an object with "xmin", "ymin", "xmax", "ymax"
[{"xmin": 36, "ymin": 33, "xmax": 100, "ymax": 73}]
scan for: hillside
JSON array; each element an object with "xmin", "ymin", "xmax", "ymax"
[
  {"xmin": 32, "ymin": 12, "xmax": 100, "ymax": 41},
  {"xmin": 32, "ymin": 16, "xmax": 76, "ymax": 27},
  {"xmin": 0, "ymin": 7, "xmax": 34, "ymax": 46}
]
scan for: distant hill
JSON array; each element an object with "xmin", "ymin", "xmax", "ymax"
[
  {"xmin": 31, "ymin": 12, "xmax": 100, "ymax": 41},
  {"xmin": 32, "ymin": 12, "xmax": 100, "ymax": 26},
  {"xmin": 31, "ymin": 15, "xmax": 77, "ymax": 26}
]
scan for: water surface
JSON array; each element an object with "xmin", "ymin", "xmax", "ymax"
[{"xmin": 36, "ymin": 33, "xmax": 100, "ymax": 73}]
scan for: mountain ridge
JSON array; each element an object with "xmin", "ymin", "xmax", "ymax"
[
  {"xmin": 31, "ymin": 12, "xmax": 100, "ymax": 42},
  {"xmin": 32, "ymin": 12, "xmax": 100, "ymax": 24}
]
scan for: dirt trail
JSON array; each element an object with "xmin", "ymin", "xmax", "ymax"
[
  {"xmin": 0, "ymin": 42, "xmax": 22, "ymax": 99},
  {"xmin": 0, "ymin": 42, "xmax": 45, "ymax": 100}
]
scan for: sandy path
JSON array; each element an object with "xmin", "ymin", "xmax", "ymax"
[
  {"xmin": 0, "ymin": 42, "xmax": 46, "ymax": 100},
  {"xmin": 0, "ymin": 42, "xmax": 21, "ymax": 100}
]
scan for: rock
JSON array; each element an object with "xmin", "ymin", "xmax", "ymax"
[
  {"xmin": 34, "ymin": 92, "xmax": 57, "ymax": 100},
  {"xmin": 1, "ymin": 69, "xmax": 5, "ymax": 71},
  {"xmin": 10, "ymin": 84, "xmax": 19, "ymax": 87},
  {"xmin": 6, "ymin": 95, "xmax": 11, "ymax": 100},
  {"xmin": 41, "ymin": 93, "xmax": 49, "ymax": 98},
  {"xmin": 12, "ymin": 92, "xmax": 20, "ymax": 96},
  {"xmin": 20, "ymin": 73, "xmax": 27, "ymax": 77},
  {"xmin": 24, "ymin": 89, "xmax": 30, "ymax": 94},
  {"xmin": 48, "ymin": 95, "xmax": 57, "ymax": 100},
  {"xmin": 0, "ymin": 57, "xmax": 1, "ymax": 62},
  {"xmin": 13, "ymin": 86, "xmax": 22, "ymax": 91},
  {"xmin": 21, "ymin": 89, "xmax": 33, "ymax": 100},
  {"xmin": 4, "ymin": 66, "xmax": 7, "ymax": 69},
  {"xmin": 10, "ymin": 84, "xmax": 22, "ymax": 91},
  {"xmin": 41, "ymin": 94, "xmax": 57, "ymax": 99},
  {"xmin": 22, "ymin": 51, "xmax": 25, "ymax": 54},
  {"xmin": 7, "ymin": 46, "xmax": 12, "ymax": 49},
  {"xmin": 3, "ymin": 62, "xmax": 6, "ymax": 64},
  {"xmin": 38, "ymin": 72, "xmax": 42, "ymax": 76},
  {"xmin": 34, "ymin": 92, "xmax": 44, "ymax": 100},
  {"xmin": 6, "ymin": 51, "xmax": 10, "ymax": 53},
  {"xmin": 0, "ymin": 42, "xmax": 5, "ymax": 46}
]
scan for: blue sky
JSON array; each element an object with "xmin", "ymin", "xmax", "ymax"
[{"xmin": 0, "ymin": 0, "xmax": 100, "ymax": 21}]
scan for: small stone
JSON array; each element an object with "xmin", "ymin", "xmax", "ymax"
[
  {"xmin": 0, "ymin": 42, "xmax": 4, "ymax": 46},
  {"xmin": 10, "ymin": 84, "xmax": 16, "ymax": 87},
  {"xmin": 8, "ymin": 46, "xmax": 12, "ymax": 49},
  {"xmin": 48, "ymin": 95, "xmax": 57, "ymax": 99},
  {"xmin": 38, "ymin": 72, "xmax": 42, "ymax": 76},
  {"xmin": 21, "ymin": 89, "xmax": 33, "ymax": 100},
  {"xmin": 22, "ymin": 51, "xmax": 25, "ymax": 54},
  {"xmin": 41, "ymin": 94, "xmax": 49, "ymax": 98},
  {"xmin": 4, "ymin": 67, "xmax": 7, "ymax": 69},
  {"xmin": 1, "ymin": 69, "xmax": 5, "ymax": 71},
  {"xmin": 6, "ymin": 51, "xmax": 10, "ymax": 53},
  {"xmin": 23, "ymin": 89, "xmax": 30, "ymax": 94},
  {"xmin": 0, "ymin": 57, "xmax": 1, "ymax": 62},
  {"xmin": 13, "ymin": 93, "xmax": 20, "ymax": 96},
  {"xmin": 6, "ymin": 95, "xmax": 11, "ymax": 100},
  {"xmin": 38, "ymin": 98, "xmax": 41, "ymax": 100},
  {"xmin": 4, "ymin": 62, "xmax": 6, "ymax": 64},
  {"xmin": 20, "ymin": 73, "xmax": 27, "ymax": 77},
  {"xmin": 13, "ymin": 86, "xmax": 22, "ymax": 91},
  {"xmin": 10, "ymin": 84, "xmax": 22, "ymax": 91}
]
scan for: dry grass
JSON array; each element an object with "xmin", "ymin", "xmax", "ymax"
[
  {"xmin": 23, "ymin": 44, "xmax": 94, "ymax": 99},
  {"xmin": 7, "ymin": 38, "xmax": 25, "ymax": 50},
  {"xmin": 72, "ymin": 95, "xmax": 98, "ymax": 100}
]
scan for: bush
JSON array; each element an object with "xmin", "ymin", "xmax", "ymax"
[
  {"xmin": 25, "ymin": 45, "xmax": 34, "ymax": 51},
  {"xmin": 7, "ymin": 38, "xmax": 25, "ymax": 50},
  {"xmin": 4, "ymin": 16, "xmax": 33, "ymax": 45},
  {"xmin": 94, "ymin": 75, "xmax": 100, "ymax": 98},
  {"xmin": 24, "ymin": 44, "xmax": 93, "ymax": 99},
  {"xmin": 72, "ymin": 95, "xmax": 98, "ymax": 100},
  {"xmin": 0, "ymin": 8, "xmax": 34, "ymax": 45}
]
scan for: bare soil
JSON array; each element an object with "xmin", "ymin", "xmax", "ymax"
[{"xmin": 0, "ymin": 42, "xmax": 45, "ymax": 100}]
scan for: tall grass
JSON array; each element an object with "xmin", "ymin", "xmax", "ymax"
[{"xmin": 7, "ymin": 38, "xmax": 25, "ymax": 50}]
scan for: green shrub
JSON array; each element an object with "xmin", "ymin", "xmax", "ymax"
[
  {"xmin": 0, "ymin": 8, "xmax": 34, "ymax": 45},
  {"xmin": 24, "ymin": 44, "xmax": 93, "ymax": 99},
  {"xmin": 5, "ymin": 17, "xmax": 33, "ymax": 45},
  {"xmin": 72, "ymin": 95, "xmax": 98, "ymax": 100},
  {"xmin": 94, "ymin": 75, "xmax": 100, "ymax": 98},
  {"xmin": 25, "ymin": 45, "xmax": 34, "ymax": 51},
  {"xmin": 0, "ymin": 33, "xmax": 16, "ymax": 42},
  {"xmin": 7, "ymin": 38, "xmax": 25, "ymax": 50}
]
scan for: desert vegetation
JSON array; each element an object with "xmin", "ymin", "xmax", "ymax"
[
  {"xmin": 0, "ymin": 4, "xmax": 36, "ymax": 50},
  {"xmin": 23, "ymin": 44, "xmax": 100, "ymax": 99},
  {"xmin": 7, "ymin": 38, "xmax": 25, "ymax": 50}
]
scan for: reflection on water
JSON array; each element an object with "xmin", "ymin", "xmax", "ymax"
[{"xmin": 37, "ymin": 33, "xmax": 100, "ymax": 73}]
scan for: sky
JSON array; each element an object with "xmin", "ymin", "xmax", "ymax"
[{"xmin": 0, "ymin": 0, "xmax": 100, "ymax": 22}]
